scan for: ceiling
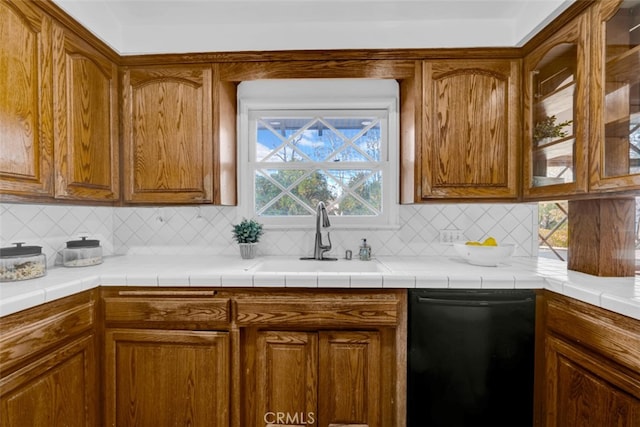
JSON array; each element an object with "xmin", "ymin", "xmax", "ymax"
[{"xmin": 52, "ymin": 0, "xmax": 576, "ymax": 55}]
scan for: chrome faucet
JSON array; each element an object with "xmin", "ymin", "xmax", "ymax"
[{"xmin": 301, "ymin": 201, "xmax": 337, "ymax": 261}]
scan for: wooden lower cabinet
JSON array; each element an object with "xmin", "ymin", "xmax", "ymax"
[
  {"xmin": 237, "ymin": 289, "xmax": 404, "ymax": 427},
  {"xmin": 254, "ymin": 330, "xmax": 318, "ymax": 426},
  {"xmin": 537, "ymin": 291, "xmax": 640, "ymax": 426},
  {"xmin": 0, "ymin": 290, "xmax": 98, "ymax": 427},
  {"xmin": 0, "ymin": 287, "xmax": 403, "ymax": 426},
  {"xmin": 246, "ymin": 329, "xmax": 385, "ymax": 427},
  {"xmin": 544, "ymin": 334, "xmax": 640, "ymax": 426},
  {"xmin": 0, "ymin": 333, "xmax": 97, "ymax": 427},
  {"xmin": 104, "ymin": 328, "xmax": 230, "ymax": 427},
  {"xmin": 318, "ymin": 331, "xmax": 382, "ymax": 427}
]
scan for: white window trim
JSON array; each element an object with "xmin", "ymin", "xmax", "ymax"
[{"xmin": 238, "ymin": 79, "xmax": 399, "ymax": 229}]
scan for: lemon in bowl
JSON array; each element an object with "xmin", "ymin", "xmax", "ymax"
[{"xmin": 453, "ymin": 238, "xmax": 515, "ymax": 266}]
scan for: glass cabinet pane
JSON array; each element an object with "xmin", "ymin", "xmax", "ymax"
[
  {"xmin": 531, "ymin": 43, "xmax": 578, "ymax": 186},
  {"xmin": 604, "ymin": 0, "xmax": 640, "ymax": 177}
]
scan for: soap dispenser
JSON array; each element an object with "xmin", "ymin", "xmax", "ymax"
[{"xmin": 359, "ymin": 238, "xmax": 371, "ymax": 261}]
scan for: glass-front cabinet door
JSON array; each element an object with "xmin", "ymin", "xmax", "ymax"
[
  {"xmin": 590, "ymin": 0, "xmax": 640, "ymax": 192},
  {"xmin": 524, "ymin": 12, "xmax": 590, "ymax": 199}
]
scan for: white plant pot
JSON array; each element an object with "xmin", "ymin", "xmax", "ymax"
[{"xmin": 238, "ymin": 243, "xmax": 258, "ymax": 259}]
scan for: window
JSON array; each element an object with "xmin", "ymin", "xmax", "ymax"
[
  {"xmin": 538, "ymin": 201, "xmax": 568, "ymax": 261},
  {"xmin": 238, "ymin": 80, "xmax": 398, "ymax": 228}
]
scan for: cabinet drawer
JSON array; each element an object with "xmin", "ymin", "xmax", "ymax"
[
  {"xmin": 545, "ymin": 292, "xmax": 640, "ymax": 373},
  {"xmin": 236, "ymin": 298, "xmax": 399, "ymax": 327},
  {"xmin": 0, "ymin": 300, "xmax": 93, "ymax": 374},
  {"xmin": 104, "ymin": 297, "xmax": 230, "ymax": 325}
]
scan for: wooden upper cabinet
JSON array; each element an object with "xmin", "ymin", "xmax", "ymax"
[
  {"xmin": 420, "ymin": 59, "xmax": 520, "ymax": 200},
  {"xmin": 589, "ymin": 0, "xmax": 640, "ymax": 192},
  {"xmin": 52, "ymin": 24, "xmax": 119, "ymax": 201},
  {"xmin": 523, "ymin": 12, "xmax": 590, "ymax": 199},
  {"xmin": 122, "ymin": 65, "xmax": 214, "ymax": 203},
  {"xmin": 0, "ymin": 0, "xmax": 53, "ymax": 198}
]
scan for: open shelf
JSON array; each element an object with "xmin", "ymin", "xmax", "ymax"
[
  {"xmin": 534, "ymin": 134, "xmax": 574, "ymax": 149},
  {"xmin": 606, "ymin": 44, "xmax": 640, "ymax": 84},
  {"xmin": 534, "ymin": 83, "xmax": 575, "ymax": 118},
  {"xmin": 534, "ymin": 138, "xmax": 574, "ymax": 167},
  {"xmin": 605, "ymin": 116, "xmax": 633, "ymax": 137}
]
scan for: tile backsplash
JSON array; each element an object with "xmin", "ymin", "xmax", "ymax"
[
  {"xmin": 1, "ymin": 202, "xmax": 538, "ymax": 266},
  {"xmin": 0, "ymin": 204, "xmax": 114, "ymax": 267}
]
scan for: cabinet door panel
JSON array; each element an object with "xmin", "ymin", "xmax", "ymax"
[
  {"xmin": 255, "ymin": 330, "xmax": 318, "ymax": 426},
  {"xmin": 523, "ymin": 13, "xmax": 589, "ymax": 199},
  {"xmin": 557, "ymin": 356, "xmax": 640, "ymax": 426},
  {"xmin": 52, "ymin": 25, "xmax": 118, "ymax": 200},
  {"xmin": 544, "ymin": 335, "xmax": 640, "ymax": 427},
  {"xmin": 319, "ymin": 331, "xmax": 381, "ymax": 427},
  {"xmin": 589, "ymin": 0, "xmax": 640, "ymax": 192},
  {"xmin": 0, "ymin": 0, "xmax": 53, "ymax": 197},
  {"xmin": 421, "ymin": 59, "xmax": 519, "ymax": 199},
  {"xmin": 123, "ymin": 66, "xmax": 213, "ymax": 203},
  {"xmin": 105, "ymin": 329, "xmax": 229, "ymax": 427},
  {"xmin": 0, "ymin": 334, "xmax": 97, "ymax": 427}
]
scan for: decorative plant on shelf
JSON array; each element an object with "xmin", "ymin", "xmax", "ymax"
[
  {"xmin": 533, "ymin": 115, "xmax": 573, "ymax": 144},
  {"xmin": 232, "ymin": 219, "xmax": 264, "ymax": 259}
]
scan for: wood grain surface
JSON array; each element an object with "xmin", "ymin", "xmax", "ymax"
[
  {"xmin": 523, "ymin": 11, "xmax": 590, "ymax": 200},
  {"xmin": 52, "ymin": 22, "xmax": 119, "ymax": 201},
  {"xmin": 421, "ymin": 59, "xmax": 520, "ymax": 199},
  {"xmin": 0, "ymin": 0, "xmax": 54, "ymax": 198},
  {"xmin": 538, "ymin": 291, "xmax": 640, "ymax": 426},
  {"xmin": 105, "ymin": 328, "xmax": 230, "ymax": 426},
  {"xmin": 589, "ymin": 0, "xmax": 640, "ymax": 192},
  {"xmin": 568, "ymin": 198, "xmax": 636, "ymax": 276},
  {"xmin": 122, "ymin": 65, "xmax": 214, "ymax": 203}
]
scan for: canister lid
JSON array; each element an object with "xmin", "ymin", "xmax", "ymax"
[
  {"xmin": 0, "ymin": 242, "xmax": 43, "ymax": 257},
  {"xmin": 66, "ymin": 237, "xmax": 100, "ymax": 248}
]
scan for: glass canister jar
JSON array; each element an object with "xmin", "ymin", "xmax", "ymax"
[
  {"xmin": 0, "ymin": 243, "xmax": 47, "ymax": 281},
  {"xmin": 62, "ymin": 237, "xmax": 103, "ymax": 267}
]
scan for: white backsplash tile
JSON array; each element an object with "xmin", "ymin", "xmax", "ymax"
[
  {"xmin": 1, "ymin": 202, "xmax": 538, "ymax": 264},
  {"xmin": 0, "ymin": 204, "xmax": 113, "ymax": 267}
]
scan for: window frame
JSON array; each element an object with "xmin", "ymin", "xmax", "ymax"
[{"xmin": 238, "ymin": 79, "xmax": 399, "ymax": 229}]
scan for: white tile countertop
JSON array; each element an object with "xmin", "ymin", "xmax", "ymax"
[{"xmin": 1, "ymin": 255, "xmax": 639, "ymax": 320}]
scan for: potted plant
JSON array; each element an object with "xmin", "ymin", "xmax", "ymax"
[
  {"xmin": 232, "ymin": 218, "xmax": 264, "ymax": 259},
  {"xmin": 533, "ymin": 115, "xmax": 573, "ymax": 145}
]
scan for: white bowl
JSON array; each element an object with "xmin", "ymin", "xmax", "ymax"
[{"xmin": 453, "ymin": 243, "xmax": 516, "ymax": 266}]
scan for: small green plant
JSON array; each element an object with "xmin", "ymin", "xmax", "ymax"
[
  {"xmin": 232, "ymin": 219, "xmax": 264, "ymax": 243},
  {"xmin": 533, "ymin": 115, "xmax": 572, "ymax": 143}
]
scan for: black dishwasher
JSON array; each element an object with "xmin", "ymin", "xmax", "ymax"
[{"xmin": 407, "ymin": 289, "xmax": 536, "ymax": 427}]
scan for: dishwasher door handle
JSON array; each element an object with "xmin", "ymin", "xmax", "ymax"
[{"xmin": 416, "ymin": 296, "xmax": 534, "ymax": 307}]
